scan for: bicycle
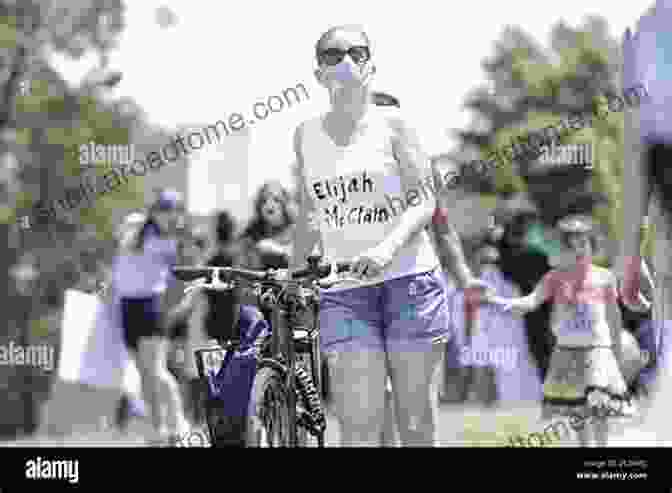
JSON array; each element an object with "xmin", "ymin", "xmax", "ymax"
[{"xmin": 171, "ymin": 255, "xmax": 350, "ymax": 447}]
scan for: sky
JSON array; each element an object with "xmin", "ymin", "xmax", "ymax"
[{"xmin": 49, "ymin": 0, "xmax": 650, "ymax": 214}]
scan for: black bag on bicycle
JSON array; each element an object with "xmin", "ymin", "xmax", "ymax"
[{"xmin": 197, "ymin": 304, "xmax": 269, "ymax": 446}]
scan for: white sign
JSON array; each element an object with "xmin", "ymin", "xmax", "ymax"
[{"xmin": 59, "ymin": 289, "xmax": 141, "ymax": 396}]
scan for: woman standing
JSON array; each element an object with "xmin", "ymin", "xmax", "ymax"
[
  {"xmin": 289, "ymin": 25, "xmax": 483, "ymax": 446},
  {"xmin": 110, "ymin": 189, "xmax": 190, "ymax": 444}
]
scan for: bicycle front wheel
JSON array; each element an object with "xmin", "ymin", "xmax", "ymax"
[{"xmin": 247, "ymin": 366, "xmax": 293, "ymax": 447}]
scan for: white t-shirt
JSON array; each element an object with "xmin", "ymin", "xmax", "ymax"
[
  {"xmin": 112, "ymin": 228, "xmax": 178, "ymax": 297},
  {"xmin": 297, "ymin": 109, "xmax": 440, "ymax": 290}
]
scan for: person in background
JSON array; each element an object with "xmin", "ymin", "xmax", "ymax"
[
  {"xmin": 239, "ymin": 181, "xmax": 296, "ymax": 272},
  {"xmin": 165, "ymin": 223, "xmax": 210, "ymax": 426},
  {"xmin": 496, "ymin": 212, "xmax": 555, "ymax": 381},
  {"xmin": 238, "ymin": 181, "xmax": 296, "ymax": 331},
  {"xmin": 460, "ymin": 243, "xmax": 501, "ymax": 405},
  {"xmin": 202, "ymin": 211, "xmax": 242, "ymax": 341},
  {"xmin": 618, "ymin": 254, "xmax": 656, "ymax": 402},
  {"xmin": 619, "ymin": 3, "xmax": 672, "ymax": 444},
  {"xmin": 486, "ymin": 215, "xmax": 641, "ymax": 446},
  {"xmin": 110, "ymin": 212, "xmax": 149, "ymax": 433},
  {"xmin": 109, "ymin": 190, "xmax": 190, "ymax": 445},
  {"xmin": 471, "ymin": 242, "xmax": 544, "ymax": 406},
  {"xmin": 165, "ymin": 209, "xmax": 274, "ymax": 446},
  {"xmin": 193, "ymin": 211, "xmax": 241, "ymax": 425}
]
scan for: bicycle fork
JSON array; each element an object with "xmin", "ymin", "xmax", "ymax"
[
  {"xmin": 271, "ymin": 304, "xmax": 299, "ymax": 446},
  {"xmin": 272, "ymin": 301, "xmax": 326, "ymax": 446}
]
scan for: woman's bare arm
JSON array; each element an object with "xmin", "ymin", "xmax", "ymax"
[
  {"xmin": 378, "ymin": 116, "xmax": 436, "ymax": 257},
  {"xmin": 605, "ymin": 273, "xmax": 624, "ymax": 368},
  {"xmin": 290, "ymin": 123, "xmax": 321, "ymax": 271},
  {"xmin": 431, "ymin": 211, "xmax": 476, "ymax": 289},
  {"xmin": 621, "ymin": 92, "xmax": 651, "ymax": 295},
  {"xmin": 428, "ymin": 155, "xmax": 477, "ymax": 289}
]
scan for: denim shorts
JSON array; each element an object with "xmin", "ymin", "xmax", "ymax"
[{"xmin": 319, "ymin": 269, "xmax": 450, "ymax": 353}]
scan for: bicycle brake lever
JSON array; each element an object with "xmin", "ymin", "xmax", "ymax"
[
  {"xmin": 183, "ymin": 277, "xmax": 207, "ymax": 295},
  {"xmin": 184, "ymin": 277, "xmax": 234, "ymax": 294}
]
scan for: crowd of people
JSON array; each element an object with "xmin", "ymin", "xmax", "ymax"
[
  {"xmin": 89, "ymin": 181, "xmax": 298, "ymax": 445},
  {"xmin": 52, "ymin": 22, "xmax": 670, "ymax": 448}
]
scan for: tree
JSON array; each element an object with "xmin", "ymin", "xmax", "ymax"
[
  {"xmin": 453, "ymin": 16, "xmax": 626, "ymax": 260},
  {"xmin": 0, "ymin": 0, "xmax": 135, "ymax": 438}
]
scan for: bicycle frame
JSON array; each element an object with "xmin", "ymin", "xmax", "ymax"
[
  {"xmin": 271, "ymin": 303, "xmax": 297, "ymax": 445},
  {"xmin": 269, "ymin": 287, "xmax": 322, "ymax": 446},
  {"xmin": 173, "ymin": 258, "xmax": 345, "ymax": 447}
]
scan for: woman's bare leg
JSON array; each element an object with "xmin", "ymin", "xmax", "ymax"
[
  {"xmin": 326, "ymin": 348, "xmax": 388, "ymax": 446},
  {"xmin": 137, "ymin": 337, "xmax": 187, "ymax": 436},
  {"xmin": 593, "ymin": 417, "xmax": 609, "ymax": 447},
  {"xmin": 387, "ymin": 344, "xmax": 444, "ymax": 446},
  {"xmin": 134, "ymin": 341, "xmax": 163, "ymax": 432},
  {"xmin": 381, "ymin": 378, "xmax": 399, "ymax": 446},
  {"xmin": 576, "ymin": 421, "xmax": 596, "ymax": 447}
]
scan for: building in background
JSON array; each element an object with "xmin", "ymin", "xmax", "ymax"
[{"xmin": 186, "ymin": 123, "xmax": 252, "ymax": 230}]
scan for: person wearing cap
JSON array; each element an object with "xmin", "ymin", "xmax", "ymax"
[
  {"xmin": 108, "ymin": 189, "xmax": 190, "ymax": 445},
  {"xmin": 485, "ymin": 214, "xmax": 645, "ymax": 446}
]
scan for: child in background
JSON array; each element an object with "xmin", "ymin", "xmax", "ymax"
[{"xmin": 486, "ymin": 215, "xmax": 642, "ymax": 446}]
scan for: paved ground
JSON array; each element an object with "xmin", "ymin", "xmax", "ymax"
[{"xmin": 2, "ymin": 401, "xmax": 660, "ymax": 448}]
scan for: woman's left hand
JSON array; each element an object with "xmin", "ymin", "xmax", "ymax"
[{"xmin": 351, "ymin": 245, "xmax": 395, "ymax": 279}]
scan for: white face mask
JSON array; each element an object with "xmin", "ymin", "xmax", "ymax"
[{"xmin": 320, "ymin": 60, "xmax": 373, "ymax": 95}]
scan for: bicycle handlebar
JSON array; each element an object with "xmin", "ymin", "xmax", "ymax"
[
  {"xmin": 289, "ymin": 261, "xmax": 350, "ymax": 280},
  {"xmin": 171, "ymin": 260, "xmax": 351, "ymax": 284}
]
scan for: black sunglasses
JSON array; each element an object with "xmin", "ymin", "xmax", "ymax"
[{"xmin": 318, "ymin": 46, "xmax": 371, "ymax": 66}]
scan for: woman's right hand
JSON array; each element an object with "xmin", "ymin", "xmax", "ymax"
[{"xmin": 483, "ymin": 293, "xmax": 518, "ymax": 315}]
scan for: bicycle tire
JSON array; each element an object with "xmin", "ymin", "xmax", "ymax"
[{"xmin": 247, "ymin": 366, "xmax": 295, "ymax": 447}]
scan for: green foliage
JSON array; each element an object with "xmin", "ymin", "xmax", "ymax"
[{"xmin": 463, "ymin": 19, "xmax": 625, "ymax": 253}]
